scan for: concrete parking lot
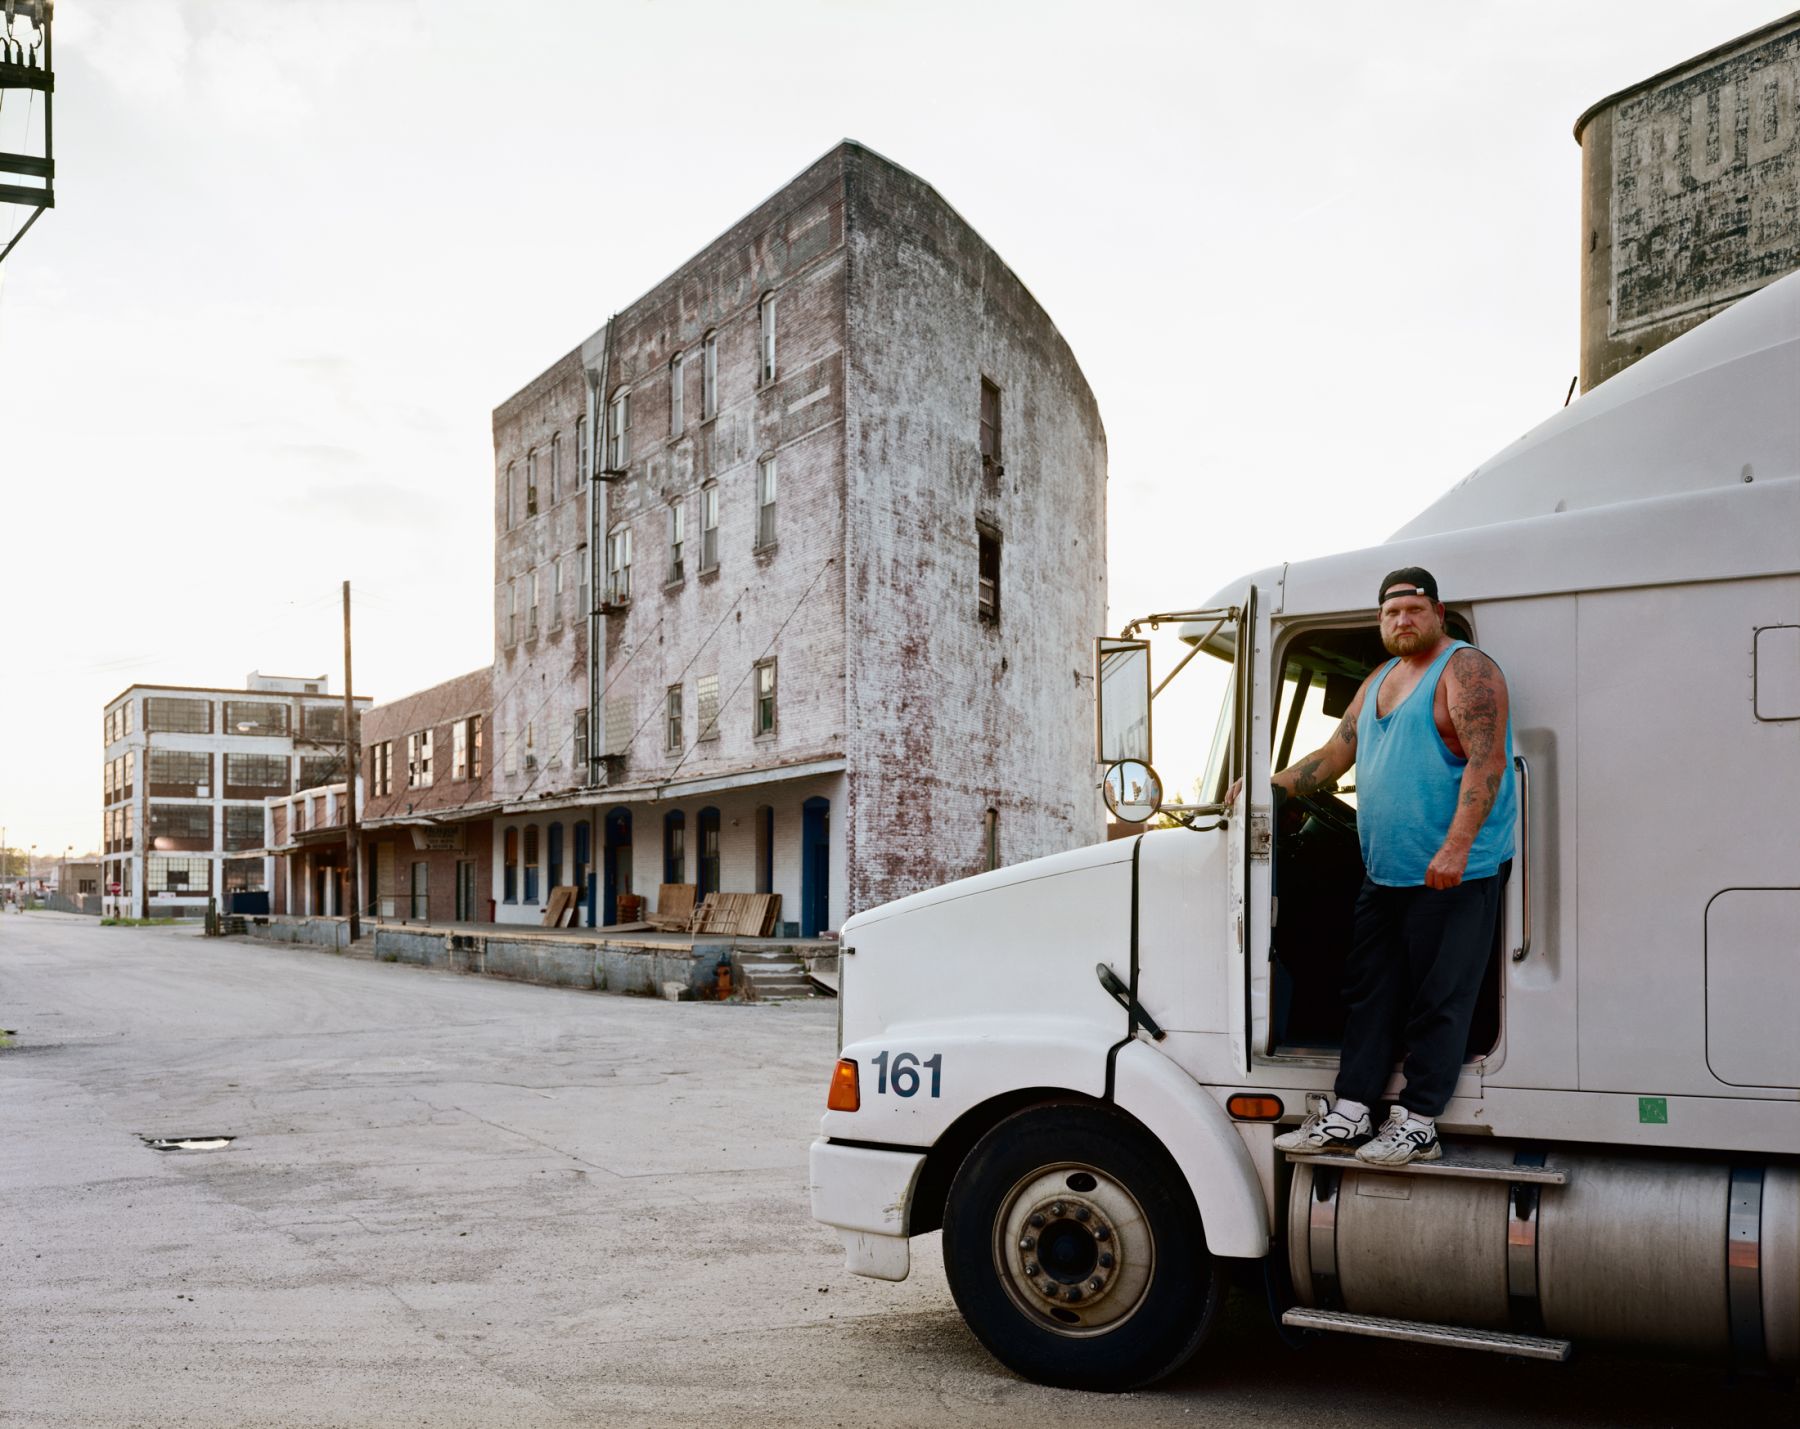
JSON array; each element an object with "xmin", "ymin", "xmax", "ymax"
[{"xmin": 1, "ymin": 912, "xmax": 1785, "ymax": 1427}]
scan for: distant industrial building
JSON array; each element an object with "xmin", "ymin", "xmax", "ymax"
[
  {"xmin": 483, "ymin": 141, "xmax": 1108, "ymax": 933},
  {"xmin": 1576, "ymin": 12, "xmax": 1799, "ymax": 389},
  {"xmin": 101, "ymin": 674, "xmax": 371, "ymax": 919}
]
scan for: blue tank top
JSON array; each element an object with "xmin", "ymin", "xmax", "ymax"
[{"xmin": 1354, "ymin": 640, "xmax": 1516, "ymax": 887}]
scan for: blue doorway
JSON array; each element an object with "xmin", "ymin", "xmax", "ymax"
[
  {"xmin": 574, "ymin": 821, "xmax": 591, "ymax": 928},
  {"xmin": 603, "ymin": 807, "xmax": 632, "ymax": 926},
  {"xmin": 801, "ymin": 796, "xmax": 830, "ymax": 937}
]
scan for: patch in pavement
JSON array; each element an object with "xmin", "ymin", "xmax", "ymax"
[{"xmin": 140, "ymin": 1134, "xmax": 238, "ymax": 1152}]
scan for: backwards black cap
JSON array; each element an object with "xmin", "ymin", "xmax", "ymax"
[{"xmin": 1378, "ymin": 566, "xmax": 1440, "ymax": 606}]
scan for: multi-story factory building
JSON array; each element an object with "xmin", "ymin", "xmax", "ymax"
[
  {"xmin": 486, "ymin": 141, "xmax": 1108, "ymax": 932},
  {"xmin": 100, "ymin": 674, "xmax": 371, "ymax": 919}
]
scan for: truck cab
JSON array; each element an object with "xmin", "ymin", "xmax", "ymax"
[{"xmin": 809, "ymin": 270, "xmax": 1800, "ymax": 1390}]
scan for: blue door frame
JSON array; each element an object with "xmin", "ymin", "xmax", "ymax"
[
  {"xmin": 603, "ymin": 807, "xmax": 631, "ymax": 926},
  {"xmin": 801, "ymin": 796, "xmax": 830, "ymax": 937},
  {"xmin": 574, "ymin": 821, "xmax": 592, "ymax": 928}
]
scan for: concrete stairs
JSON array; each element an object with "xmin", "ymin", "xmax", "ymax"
[{"xmin": 736, "ymin": 949, "xmax": 817, "ymax": 1001}]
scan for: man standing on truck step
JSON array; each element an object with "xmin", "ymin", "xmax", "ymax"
[{"xmin": 1254, "ymin": 567, "xmax": 1516, "ymax": 1165}]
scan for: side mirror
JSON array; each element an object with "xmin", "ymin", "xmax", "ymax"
[
  {"xmin": 1102, "ymin": 759, "xmax": 1163, "ymax": 823},
  {"xmin": 1094, "ymin": 637, "xmax": 1152, "ymax": 765}
]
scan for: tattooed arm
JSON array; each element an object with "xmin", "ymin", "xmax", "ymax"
[
  {"xmin": 1427, "ymin": 647, "xmax": 1510, "ymax": 889},
  {"xmin": 1227, "ymin": 672, "xmax": 1371, "ymax": 806}
]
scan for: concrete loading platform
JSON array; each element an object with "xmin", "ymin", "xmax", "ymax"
[{"xmin": 242, "ymin": 915, "xmax": 837, "ymax": 1001}]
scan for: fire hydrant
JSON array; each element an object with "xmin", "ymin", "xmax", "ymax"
[{"xmin": 715, "ymin": 956, "xmax": 733, "ymax": 999}]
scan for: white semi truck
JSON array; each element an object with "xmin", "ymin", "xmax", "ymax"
[{"xmin": 809, "ymin": 269, "xmax": 1800, "ymax": 1390}]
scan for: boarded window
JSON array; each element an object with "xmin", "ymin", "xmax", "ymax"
[
  {"xmin": 979, "ymin": 377, "xmax": 1002, "ymax": 466},
  {"xmin": 978, "ymin": 522, "xmax": 1001, "ymax": 624}
]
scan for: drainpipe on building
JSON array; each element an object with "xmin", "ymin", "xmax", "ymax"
[{"xmin": 587, "ymin": 317, "xmax": 616, "ymax": 932}]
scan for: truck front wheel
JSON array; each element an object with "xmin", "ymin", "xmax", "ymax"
[{"xmin": 941, "ymin": 1102, "xmax": 1222, "ymax": 1391}]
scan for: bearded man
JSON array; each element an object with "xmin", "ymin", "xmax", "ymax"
[{"xmin": 1265, "ymin": 567, "xmax": 1516, "ymax": 1165}]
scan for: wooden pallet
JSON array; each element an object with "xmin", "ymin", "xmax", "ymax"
[
  {"xmin": 691, "ymin": 891, "xmax": 783, "ymax": 937},
  {"xmin": 540, "ymin": 885, "xmax": 584, "ymax": 928},
  {"xmin": 648, "ymin": 883, "xmax": 697, "ymax": 931}
]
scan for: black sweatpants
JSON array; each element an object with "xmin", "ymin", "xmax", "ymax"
[{"xmin": 1332, "ymin": 864, "xmax": 1507, "ymax": 1118}]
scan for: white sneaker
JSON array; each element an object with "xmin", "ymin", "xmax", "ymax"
[
  {"xmin": 1273, "ymin": 1094, "xmax": 1372, "ymax": 1153},
  {"xmin": 1355, "ymin": 1107, "xmax": 1442, "ymax": 1165}
]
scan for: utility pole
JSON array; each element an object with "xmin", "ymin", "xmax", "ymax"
[{"xmin": 342, "ymin": 580, "xmax": 362, "ymax": 941}]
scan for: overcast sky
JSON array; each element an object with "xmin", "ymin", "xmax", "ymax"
[{"xmin": 0, "ymin": 0, "xmax": 1781, "ymax": 859}]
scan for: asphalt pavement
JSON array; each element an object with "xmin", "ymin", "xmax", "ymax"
[{"xmin": 1, "ymin": 912, "xmax": 1786, "ymax": 1427}]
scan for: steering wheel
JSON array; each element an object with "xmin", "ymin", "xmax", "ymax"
[{"xmin": 1290, "ymin": 790, "xmax": 1357, "ymax": 840}]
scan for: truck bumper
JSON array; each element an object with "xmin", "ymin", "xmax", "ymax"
[{"xmin": 808, "ymin": 1139, "xmax": 928, "ymax": 1282}]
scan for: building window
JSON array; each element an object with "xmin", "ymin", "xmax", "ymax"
[
  {"xmin": 503, "ymin": 826, "xmax": 518, "ymax": 903},
  {"xmin": 528, "ymin": 569, "xmax": 541, "ymax": 639},
  {"xmin": 552, "ymin": 557, "xmax": 565, "ymax": 627},
  {"xmin": 700, "ymin": 484, "xmax": 719, "ymax": 572},
  {"xmin": 151, "ymin": 804, "xmax": 214, "ymax": 844},
  {"xmin": 573, "ymin": 709, "xmax": 588, "ymax": 773},
  {"xmin": 608, "ymin": 388, "xmax": 631, "ymax": 470},
  {"xmin": 984, "ymin": 806, "xmax": 1000, "ymax": 872},
  {"xmin": 372, "ymin": 740, "xmax": 393, "ymax": 797},
  {"xmin": 701, "ymin": 331, "xmax": 718, "ymax": 420},
  {"xmin": 978, "ymin": 521, "xmax": 1001, "ymax": 624},
  {"xmin": 225, "ymin": 806, "xmax": 263, "ymax": 850},
  {"xmin": 507, "ymin": 581, "xmax": 518, "ymax": 646},
  {"xmin": 526, "ymin": 448, "xmax": 540, "ymax": 517},
  {"xmin": 605, "ymin": 525, "xmax": 632, "ymax": 604},
  {"xmin": 755, "ymin": 456, "xmax": 777, "ymax": 549},
  {"xmin": 577, "ymin": 543, "xmax": 589, "ymax": 617},
  {"xmin": 505, "ymin": 462, "xmax": 516, "ymax": 527},
  {"xmin": 759, "ymin": 291, "xmax": 777, "ymax": 384},
  {"xmin": 144, "ymin": 697, "xmax": 212, "ymax": 734},
  {"xmin": 224, "ymin": 858, "xmax": 266, "ymax": 895},
  {"xmin": 697, "ymin": 674, "xmax": 720, "ymax": 742},
  {"xmin": 665, "ymin": 684, "xmax": 683, "ymax": 751},
  {"xmin": 980, "ymin": 377, "xmax": 1002, "ymax": 468},
  {"xmin": 453, "ymin": 718, "xmax": 469, "ymax": 779},
  {"xmin": 697, "ymin": 808, "xmax": 721, "ymax": 899},
  {"xmin": 225, "ymin": 700, "xmax": 290, "ymax": 736},
  {"xmin": 407, "ymin": 730, "xmax": 434, "ymax": 789},
  {"xmin": 667, "ymin": 502, "xmax": 685, "ymax": 583},
  {"xmin": 226, "ymin": 754, "xmax": 288, "ymax": 790},
  {"xmin": 303, "ymin": 704, "xmax": 345, "ymax": 742},
  {"xmin": 669, "ymin": 352, "xmax": 685, "ymax": 435},
  {"xmin": 299, "ymin": 754, "xmax": 343, "ymax": 789},
  {"xmin": 522, "ymin": 825, "xmax": 540, "ymax": 904},
  {"xmin": 148, "ymin": 856, "xmax": 210, "ymax": 894},
  {"xmin": 550, "ymin": 432, "xmax": 562, "ymax": 503},
  {"xmin": 753, "ymin": 659, "xmax": 776, "ymax": 737},
  {"xmin": 576, "ymin": 417, "xmax": 588, "ymax": 487},
  {"xmin": 148, "ymin": 748, "xmax": 211, "ymax": 791}
]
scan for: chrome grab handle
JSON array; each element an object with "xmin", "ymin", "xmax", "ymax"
[{"xmin": 1510, "ymin": 754, "xmax": 1531, "ymax": 963}]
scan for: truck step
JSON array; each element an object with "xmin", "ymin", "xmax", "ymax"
[
  {"xmin": 1281, "ymin": 1308, "xmax": 1572, "ymax": 1361},
  {"xmin": 1284, "ymin": 1148, "xmax": 1568, "ymax": 1185}
]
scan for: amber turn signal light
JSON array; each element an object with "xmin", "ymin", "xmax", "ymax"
[
  {"xmin": 827, "ymin": 1058, "xmax": 860, "ymax": 1112},
  {"xmin": 1226, "ymin": 1093, "xmax": 1284, "ymax": 1121}
]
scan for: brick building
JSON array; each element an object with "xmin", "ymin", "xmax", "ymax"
[
  {"xmin": 356, "ymin": 666, "xmax": 496, "ymax": 923},
  {"xmin": 488, "ymin": 141, "xmax": 1107, "ymax": 932},
  {"xmin": 101, "ymin": 674, "xmax": 370, "ymax": 919}
]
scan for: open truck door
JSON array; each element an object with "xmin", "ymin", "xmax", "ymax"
[{"xmin": 1225, "ymin": 582, "xmax": 1273, "ymax": 1074}]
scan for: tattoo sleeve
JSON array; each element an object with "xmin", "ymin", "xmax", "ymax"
[{"xmin": 1447, "ymin": 649, "xmax": 1507, "ymax": 827}]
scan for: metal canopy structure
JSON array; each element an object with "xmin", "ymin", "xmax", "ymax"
[{"xmin": 0, "ymin": 0, "xmax": 53, "ymax": 264}]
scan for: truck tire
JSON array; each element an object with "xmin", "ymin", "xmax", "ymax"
[{"xmin": 941, "ymin": 1102, "xmax": 1223, "ymax": 1391}]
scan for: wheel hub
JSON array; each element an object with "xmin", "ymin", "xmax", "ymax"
[{"xmin": 994, "ymin": 1165, "xmax": 1154, "ymax": 1335}]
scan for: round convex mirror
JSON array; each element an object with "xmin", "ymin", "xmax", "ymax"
[{"xmin": 1102, "ymin": 759, "xmax": 1163, "ymax": 823}]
